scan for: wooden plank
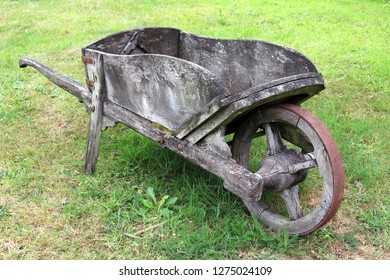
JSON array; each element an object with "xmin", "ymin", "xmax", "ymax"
[
  {"xmin": 84, "ymin": 54, "xmax": 105, "ymax": 174},
  {"xmin": 183, "ymin": 77, "xmax": 324, "ymax": 143},
  {"xmin": 120, "ymin": 31, "xmax": 139, "ymax": 55},
  {"xmin": 220, "ymin": 73, "xmax": 322, "ymax": 106},
  {"xmin": 173, "ymin": 97, "xmax": 224, "ymax": 138},
  {"xmin": 19, "ymin": 58, "xmax": 91, "ymax": 106},
  {"xmin": 179, "ymin": 32, "xmax": 319, "ymax": 95},
  {"xmin": 174, "ymin": 73, "xmax": 322, "ymax": 140},
  {"xmin": 84, "ymin": 27, "xmax": 181, "ymax": 57},
  {"xmin": 103, "ymin": 54, "xmax": 228, "ymax": 131},
  {"xmin": 103, "ymin": 100, "xmax": 264, "ymax": 201}
]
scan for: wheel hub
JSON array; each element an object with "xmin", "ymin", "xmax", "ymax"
[{"xmin": 257, "ymin": 149, "xmax": 309, "ymax": 192}]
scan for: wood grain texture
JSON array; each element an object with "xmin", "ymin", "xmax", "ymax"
[
  {"xmin": 19, "ymin": 58, "xmax": 91, "ymax": 106},
  {"xmin": 102, "ymin": 54, "xmax": 227, "ymax": 132},
  {"xmin": 183, "ymin": 77, "xmax": 324, "ymax": 143},
  {"xmin": 83, "ymin": 28, "xmax": 325, "ymax": 141},
  {"xmin": 84, "ymin": 54, "xmax": 105, "ymax": 174}
]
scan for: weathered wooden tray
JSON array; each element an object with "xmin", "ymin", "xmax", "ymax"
[{"xmin": 20, "ymin": 27, "xmax": 344, "ymax": 235}]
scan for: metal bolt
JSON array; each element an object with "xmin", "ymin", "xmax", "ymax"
[
  {"xmin": 156, "ymin": 136, "xmax": 164, "ymax": 144},
  {"xmin": 177, "ymin": 143, "xmax": 184, "ymax": 151},
  {"xmin": 81, "ymin": 56, "xmax": 94, "ymax": 64},
  {"xmin": 86, "ymin": 79, "xmax": 94, "ymax": 87}
]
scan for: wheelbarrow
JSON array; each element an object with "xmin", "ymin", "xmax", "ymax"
[{"xmin": 20, "ymin": 27, "xmax": 344, "ymax": 235}]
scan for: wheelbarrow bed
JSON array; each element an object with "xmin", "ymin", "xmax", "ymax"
[{"xmin": 82, "ymin": 27, "xmax": 324, "ymax": 141}]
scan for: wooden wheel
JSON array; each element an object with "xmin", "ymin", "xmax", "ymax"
[{"xmin": 231, "ymin": 103, "xmax": 344, "ymax": 235}]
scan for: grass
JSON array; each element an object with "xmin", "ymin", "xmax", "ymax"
[{"xmin": 0, "ymin": 0, "xmax": 389, "ymax": 259}]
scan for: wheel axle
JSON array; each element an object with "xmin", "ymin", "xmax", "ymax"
[{"xmin": 257, "ymin": 149, "xmax": 311, "ymax": 192}]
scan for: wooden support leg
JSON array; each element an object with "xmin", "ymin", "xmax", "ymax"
[
  {"xmin": 84, "ymin": 105, "xmax": 103, "ymax": 173},
  {"xmin": 84, "ymin": 54, "xmax": 105, "ymax": 174}
]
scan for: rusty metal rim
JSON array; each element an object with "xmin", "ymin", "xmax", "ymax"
[{"xmin": 277, "ymin": 103, "xmax": 345, "ymax": 235}]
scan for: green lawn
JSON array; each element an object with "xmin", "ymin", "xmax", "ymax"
[{"xmin": 0, "ymin": 0, "xmax": 389, "ymax": 259}]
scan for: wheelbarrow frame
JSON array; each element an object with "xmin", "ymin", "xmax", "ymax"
[{"xmin": 19, "ymin": 27, "xmax": 344, "ymax": 235}]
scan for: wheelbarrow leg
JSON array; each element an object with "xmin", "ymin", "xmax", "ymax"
[
  {"xmin": 84, "ymin": 54, "xmax": 105, "ymax": 174},
  {"xmin": 84, "ymin": 103, "xmax": 103, "ymax": 174}
]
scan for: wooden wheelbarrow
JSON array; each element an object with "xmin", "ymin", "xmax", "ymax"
[{"xmin": 20, "ymin": 27, "xmax": 344, "ymax": 235}]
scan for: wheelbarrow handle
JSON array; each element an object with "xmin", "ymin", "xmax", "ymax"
[{"xmin": 19, "ymin": 58, "xmax": 91, "ymax": 106}]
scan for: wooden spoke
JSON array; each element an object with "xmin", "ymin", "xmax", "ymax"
[
  {"xmin": 263, "ymin": 123, "xmax": 286, "ymax": 155},
  {"xmin": 280, "ymin": 185, "xmax": 304, "ymax": 220}
]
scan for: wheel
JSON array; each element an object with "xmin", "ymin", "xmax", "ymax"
[{"xmin": 231, "ymin": 103, "xmax": 344, "ymax": 235}]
